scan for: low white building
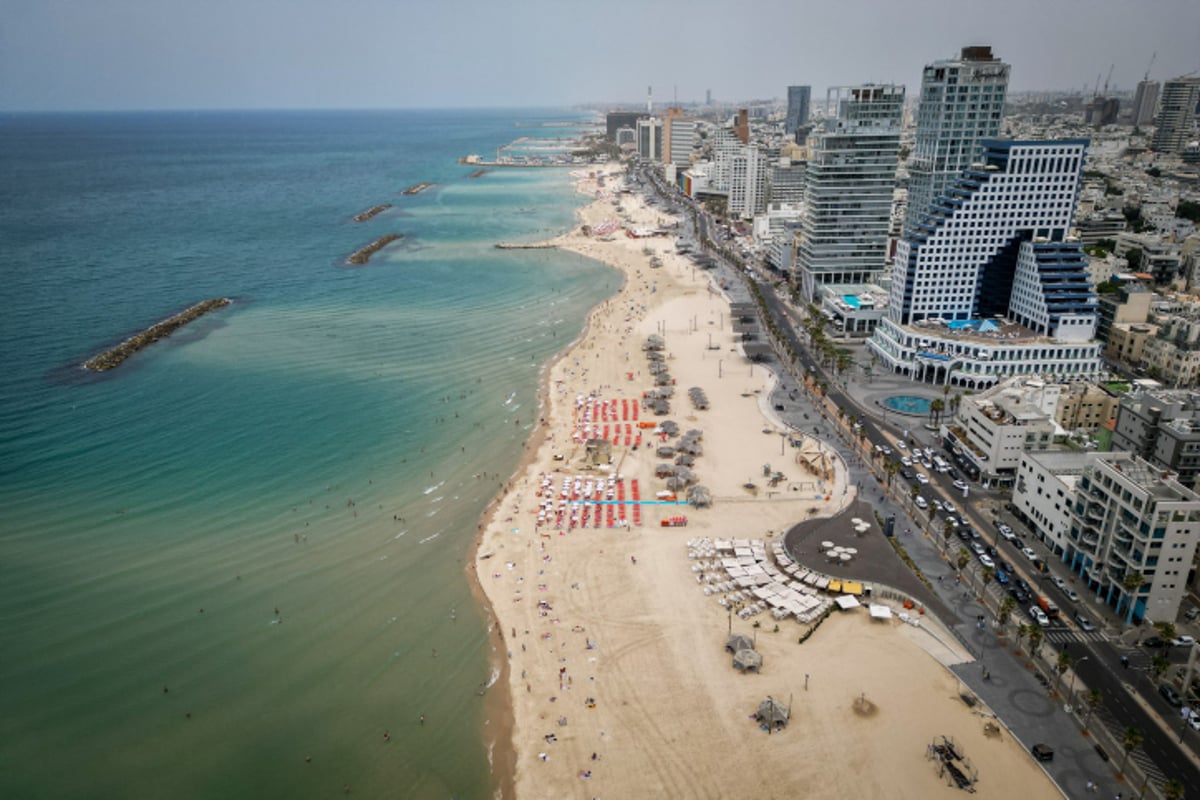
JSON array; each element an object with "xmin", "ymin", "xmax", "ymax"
[{"xmin": 1013, "ymin": 450, "xmax": 1100, "ymax": 556}]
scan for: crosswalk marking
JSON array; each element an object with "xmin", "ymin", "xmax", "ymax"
[{"xmin": 1045, "ymin": 630, "xmax": 1107, "ymax": 644}]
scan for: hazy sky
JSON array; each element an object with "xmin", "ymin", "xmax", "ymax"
[{"xmin": 2, "ymin": 0, "xmax": 1198, "ymax": 111}]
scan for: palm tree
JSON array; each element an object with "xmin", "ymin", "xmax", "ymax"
[
  {"xmin": 1083, "ymin": 689, "xmax": 1103, "ymax": 733},
  {"xmin": 1027, "ymin": 626, "xmax": 1045, "ymax": 661},
  {"xmin": 883, "ymin": 459, "xmax": 900, "ymax": 487},
  {"xmin": 1163, "ymin": 778, "xmax": 1185, "ymax": 800},
  {"xmin": 1118, "ymin": 726, "xmax": 1144, "ymax": 778},
  {"xmin": 956, "ymin": 548, "xmax": 971, "ymax": 572},
  {"xmin": 1055, "ymin": 651, "xmax": 1073, "ymax": 695},
  {"xmin": 998, "ymin": 597, "xmax": 1016, "ymax": 627},
  {"xmin": 979, "ymin": 566, "xmax": 996, "ymax": 593},
  {"xmin": 1121, "ymin": 571, "xmax": 1146, "ymax": 625},
  {"xmin": 1014, "ymin": 623, "xmax": 1030, "ymax": 656},
  {"xmin": 1152, "ymin": 653, "xmax": 1171, "ymax": 677},
  {"xmin": 1155, "ymin": 621, "xmax": 1177, "ymax": 642},
  {"xmin": 929, "ymin": 398, "xmax": 945, "ymax": 428}
]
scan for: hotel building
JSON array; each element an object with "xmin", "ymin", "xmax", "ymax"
[{"xmin": 868, "ymin": 140, "xmax": 1104, "ymax": 387}]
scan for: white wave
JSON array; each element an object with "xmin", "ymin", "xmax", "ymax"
[
  {"xmin": 419, "ymin": 532, "xmax": 442, "ymax": 544},
  {"xmin": 423, "ymin": 481, "xmax": 444, "ymax": 495}
]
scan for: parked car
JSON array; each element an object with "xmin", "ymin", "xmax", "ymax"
[
  {"xmin": 1159, "ymin": 684, "xmax": 1184, "ymax": 707},
  {"xmin": 953, "ymin": 479, "xmax": 968, "ymax": 491},
  {"xmin": 1171, "ymin": 635, "xmax": 1197, "ymax": 647},
  {"xmin": 994, "ymin": 570, "xmax": 1010, "ymax": 585},
  {"xmin": 1031, "ymin": 743, "xmax": 1054, "ymax": 762},
  {"xmin": 895, "ymin": 440, "xmax": 907, "ymax": 450},
  {"xmin": 915, "ymin": 496, "xmax": 928, "ymax": 509},
  {"xmin": 1141, "ymin": 636, "xmax": 1167, "ymax": 648},
  {"xmin": 1064, "ymin": 589, "xmax": 1080, "ymax": 603},
  {"xmin": 1021, "ymin": 547, "xmax": 1038, "ymax": 561},
  {"xmin": 1029, "ymin": 606, "xmax": 1050, "ymax": 626},
  {"xmin": 997, "ymin": 523, "xmax": 1013, "ymax": 537},
  {"xmin": 1074, "ymin": 613, "xmax": 1096, "ymax": 632},
  {"xmin": 901, "ymin": 469, "xmax": 915, "ymax": 481},
  {"xmin": 1051, "ymin": 576, "xmax": 1066, "ymax": 590},
  {"xmin": 1015, "ymin": 579, "xmax": 1032, "ymax": 595},
  {"xmin": 956, "ymin": 528, "xmax": 971, "ymax": 541},
  {"xmin": 971, "ymin": 542, "xmax": 985, "ymax": 556},
  {"xmin": 901, "ymin": 456, "xmax": 912, "ymax": 467},
  {"xmin": 996, "ymin": 559, "xmax": 1013, "ymax": 576},
  {"xmin": 984, "ymin": 545, "xmax": 997, "ymax": 559},
  {"xmin": 915, "ymin": 472, "xmax": 929, "ymax": 485},
  {"xmin": 942, "ymin": 501, "xmax": 956, "ymax": 514},
  {"xmin": 979, "ymin": 554, "xmax": 995, "ymax": 569}
]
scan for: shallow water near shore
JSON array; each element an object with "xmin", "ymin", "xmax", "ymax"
[{"xmin": 0, "ymin": 109, "xmax": 615, "ymax": 798}]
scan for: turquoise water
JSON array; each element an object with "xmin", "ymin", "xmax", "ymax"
[
  {"xmin": 0, "ymin": 110, "xmax": 617, "ymax": 798},
  {"xmin": 884, "ymin": 395, "xmax": 933, "ymax": 415}
]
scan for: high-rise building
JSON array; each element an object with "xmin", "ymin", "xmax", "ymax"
[
  {"xmin": 904, "ymin": 46, "xmax": 1010, "ymax": 235},
  {"xmin": 605, "ymin": 111, "xmax": 643, "ymax": 141},
  {"xmin": 1151, "ymin": 77, "xmax": 1200, "ymax": 154},
  {"xmin": 728, "ymin": 145, "xmax": 769, "ymax": 219},
  {"xmin": 869, "ymin": 139, "xmax": 1103, "ymax": 387},
  {"xmin": 636, "ymin": 117, "xmax": 663, "ymax": 162},
  {"xmin": 1132, "ymin": 80, "xmax": 1160, "ymax": 127},
  {"xmin": 794, "ymin": 84, "xmax": 904, "ymax": 299},
  {"xmin": 662, "ymin": 108, "xmax": 696, "ymax": 168},
  {"xmin": 734, "ymin": 109, "xmax": 750, "ymax": 145},
  {"xmin": 785, "ymin": 85, "xmax": 811, "ymax": 136}
]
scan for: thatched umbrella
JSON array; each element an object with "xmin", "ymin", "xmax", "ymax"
[
  {"xmin": 687, "ymin": 485, "xmax": 712, "ymax": 507},
  {"xmin": 675, "ymin": 468, "xmax": 697, "ymax": 484},
  {"xmin": 725, "ymin": 633, "xmax": 754, "ymax": 653},
  {"xmin": 686, "ymin": 429, "xmax": 703, "ymax": 440},
  {"xmin": 734, "ymin": 648, "xmax": 763, "ymax": 672},
  {"xmin": 655, "ymin": 463, "xmax": 677, "ymax": 478},
  {"xmin": 756, "ymin": 697, "xmax": 789, "ymax": 727},
  {"xmin": 656, "ymin": 445, "xmax": 676, "ymax": 458},
  {"xmin": 675, "ymin": 454, "xmax": 695, "ymax": 466},
  {"xmin": 666, "ymin": 476, "xmax": 689, "ymax": 491}
]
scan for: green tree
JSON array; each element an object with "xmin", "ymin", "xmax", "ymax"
[
  {"xmin": 1083, "ymin": 688, "xmax": 1103, "ymax": 732},
  {"xmin": 998, "ymin": 597, "xmax": 1016, "ymax": 627},
  {"xmin": 1014, "ymin": 623, "xmax": 1031, "ymax": 655},
  {"xmin": 1056, "ymin": 651, "xmax": 1073, "ymax": 695},
  {"xmin": 956, "ymin": 548, "xmax": 971, "ymax": 572},
  {"xmin": 1126, "ymin": 247, "xmax": 1144, "ymax": 269},
  {"xmin": 1118, "ymin": 726, "xmax": 1144, "ymax": 778},
  {"xmin": 1163, "ymin": 778, "xmax": 1186, "ymax": 800},
  {"xmin": 929, "ymin": 398, "xmax": 945, "ymax": 427},
  {"xmin": 1027, "ymin": 626, "xmax": 1045, "ymax": 660},
  {"xmin": 1152, "ymin": 653, "xmax": 1171, "ymax": 677},
  {"xmin": 1155, "ymin": 621, "xmax": 1178, "ymax": 641},
  {"xmin": 1121, "ymin": 572, "xmax": 1145, "ymax": 625}
]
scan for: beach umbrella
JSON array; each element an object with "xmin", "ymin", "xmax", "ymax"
[
  {"xmin": 725, "ymin": 633, "xmax": 754, "ymax": 653},
  {"xmin": 655, "ymin": 463, "xmax": 677, "ymax": 477},
  {"xmin": 733, "ymin": 649, "xmax": 763, "ymax": 673},
  {"xmin": 686, "ymin": 429, "xmax": 703, "ymax": 440},
  {"xmin": 666, "ymin": 476, "xmax": 688, "ymax": 491},
  {"xmin": 687, "ymin": 486, "xmax": 712, "ymax": 507},
  {"xmin": 756, "ymin": 697, "xmax": 789, "ymax": 726},
  {"xmin": 675, "ymin": 454, "xmax": 695, "ymax": 466}
]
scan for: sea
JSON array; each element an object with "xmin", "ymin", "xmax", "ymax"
[{"xmin": 0, "ymin": 109, "xmax": 619, "ymax": 799}]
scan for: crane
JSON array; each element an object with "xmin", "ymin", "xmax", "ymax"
[
  {"xmin": 1143, "ymin": 51, "xmax": 1157, "ymax": 82},
  {"xmin": 1102, "ymin": 64, "xmax": 1114, "ymax": 95}
]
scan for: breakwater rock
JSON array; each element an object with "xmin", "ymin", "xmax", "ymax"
[
  {"xmin": 494, "ymin": 242, "xmax": 558, "ymax": 250},
  {"xmin": 401, "ymin": 183, "xmax": 433, "ymax": 195},
  {"xmin": 353, "ymin": 204, "xmax": 392, "ymax": 222},
  {"xmin": 468, "ymin": 169, "xmax": 487, "ymax": 178},
  {"xmin": 349, "ymin": 234, "xmax": 404, "ymax": 265},
  {"xmin": 84, "ymin": 298, "xmax": 231, "ymax": 371}
]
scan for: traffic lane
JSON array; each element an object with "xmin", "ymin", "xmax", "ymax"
[{"xmin": 1075, "ymin": 656, "xmax": 1200, "ymax": 796}]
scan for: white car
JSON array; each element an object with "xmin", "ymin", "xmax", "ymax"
[
  {"xmin": 1021, "ymin": 547, "xmax": 1038, "ymax": 561},
  {"xmin": 942, "ymin": 501, "xmax": 956, "ymax": 514},
  {"xmin": 901, "ymin": 456, "xmax": 913, "ymax": 467},
  {"xmin": 1171, "ymin": 635, "xmax": 1197, "ymax": 647},
  {"xmin": 1028, "ymin": 606, "xmax": 1050, "ymax": 626},
  {"xmin": 953, "ymin": 479, "xmax": 968, "ymax": 491},
  {"xmin": 915, "ymin": 496, "xmax": 928, "ymax": 509},
  {"xmin": 915, "ymin": 472, "xmax": 929, "ymax": 485},
  {"xmin": 922, "ymin": 459, "xmax": 934, "ymax": 471},
  {"xmin": 1051, "ymin": 576, "xmax": 1066, "ymax": 590},
  {"xmin": 979, "ymin": 554, "xmax": 995, "ymax": 569},
  {"xmin": 896, "ymin": 440, "xmax": 907, "ymax": 451}
]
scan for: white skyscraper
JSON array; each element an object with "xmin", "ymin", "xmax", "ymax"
[
  {"xmin": 1151, "ymin": 77, "xmax": 1200, "ymax": 154},
  {"xmin": 869, "ymin": 139, "xmax": 1103, "ymax": 387},
  {"xmin": 795, "ymin": 84, "xmax": 904, "ymax": 300},
  {"xmin": 904, "ymin": 46, "xmax": 1010, "ymax": 235}
]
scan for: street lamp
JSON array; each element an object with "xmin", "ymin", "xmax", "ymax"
[
  {"xmin": 1064, "ymin": 656, "xmax": 1089, "ymax": 713},
  {"xmin": 719, "ymin": 359, "xmax": 723, "ymax": 378}
]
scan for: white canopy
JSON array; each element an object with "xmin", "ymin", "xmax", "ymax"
[
  {"xmin": 869, "ymin": 604, "xmax": 893, "ymax": 620},
  {"xmin": 835, "ymin": 595, "xmax": 861, "ymax": 610}
]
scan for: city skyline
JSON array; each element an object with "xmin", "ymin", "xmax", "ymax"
[{"xmin": 1, "ymin": 0, "xmax": 1198, "ymax": 112}]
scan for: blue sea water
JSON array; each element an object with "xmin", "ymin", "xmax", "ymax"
[{"xmin": 0, "ymin": 109, "xmax": 617, "ymax": 799}]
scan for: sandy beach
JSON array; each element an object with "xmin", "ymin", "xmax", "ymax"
[{"xmin": 474, "ymin": 166, "xmax": 1062, "ymax": 799}]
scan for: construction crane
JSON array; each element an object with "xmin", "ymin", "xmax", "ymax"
[
  {"xmin": 1102, "ymin": 64, "xmax": 1114, "ymax": 95},
  {"xmin": 1143, "ymin": 51, "xmax": 1157, "ymax": 81}
]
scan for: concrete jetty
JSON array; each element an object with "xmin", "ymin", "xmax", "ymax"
[
  {"xmin": 348, "ymin": 234, "xmax": 404, "ymax": 265},
  {"xmin": 494, "ymin": 242, "xmax": 558, "ymax": 250},
  {"xmin": 84, "ymin": 298, "xmax": 231, "ymax": 371},
  {"xmin": 401, "ymin": 183, "xmax": 434, "ymax": 195}
]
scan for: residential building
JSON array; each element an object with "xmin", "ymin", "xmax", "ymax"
[
  {"xmin": 903, "ymin": 46, "xmax": 1010, "ymax": 235},
  {"xmin": 794, "ymin": 84, "xmax": 904, "ymax": 300},
  {"xmin": 785, "ymin": 85, "xmax": 812, "ymax": 136},
  {"xmin": 1151, "ymin": 77, "xmax": 1200, "ymax": 155},
  {"xmin": 1095, "ymin": 279, "xmax": 1152, "ymax": 344},
  {"xmin": 1132, "ymin": 79, "xmax": 1160, "ymax": 127},
  {"xmin": 728, "ymin": 145, "xmax": 769, "ymax": 219},
  {"xmin": 1066, "ymin": 453, "xmax": 1200, "ymax": 624},
  {"xmin": 1055, "ymin": 382, "xmax": 1121, "ymax": 435},
  {"xmin": 1014, "ymin": 450, "xmax": 1099, "ymax": 556},
  {"xmin": 1116, "ymin": 232, "xmax": 1183, "ymax": 285},
  {"xmin": 1111, "ymin": 389, "xmax": 1200, "ymax": 490},
  {"xmin": 1144, "ymin": 316, "xmax": 1200, "ymax": 388},
  {"xmin": 869, "ymin": 140, "xmax": 1103, "ymax": 387},
  {"xmin": 940, "ymin": 377, "xmax": 1061, "ymax": 488},
  {"xmin": 1106, "ymin": 322, "xmax": 1159, "ymax": 365},
  {"xmin": 768, "ymin": 155, "xmax": 806, "ymax": 205},
  {"xmin": 662, "ymin": 108, "xmax": 696, "ymax": 168}
]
